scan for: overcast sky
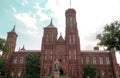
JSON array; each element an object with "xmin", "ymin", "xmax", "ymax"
[{"xmin": 0, "ymin": 0, "xmax": 120, "ymax": 63}]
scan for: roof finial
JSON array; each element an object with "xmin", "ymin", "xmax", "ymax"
[
  {"xmin": 50, "ymin": 18, "xmax": 53, "ymax": 25},
  {"xmin": 21, "ymin": 45, "xmax": 25, "ymax": 50},
  {"xmin": 11, "ymin": 25, "xmax": 16, "ymax": 32},
  {"xmin": 70, "ymin": 0, "xmax": 71, "ymax": 8},
  {"xmin": 60, "ymin": 32, "xmax": 62, "ymax": 36}
]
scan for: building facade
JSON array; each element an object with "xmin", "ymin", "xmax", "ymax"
[{"xmin": 2, "ymin": 8, "xmax": 120, "ymax": 78}]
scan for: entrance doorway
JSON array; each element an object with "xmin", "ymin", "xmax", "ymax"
[{"xmin": 59, "ymin": 69, "xmax": 64, "ymax": 75}]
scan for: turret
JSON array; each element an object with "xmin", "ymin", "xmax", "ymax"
[
  {"xmin": 65, "ymin": 8, "xmax": 77, "ymax": 30},
  {"xmin": 42, "ymin": 19, "xmax": 57, "ymax": 46},
  {"xmin": 7, "ymin": 25, "xmax": 18, "ymax": 53}
]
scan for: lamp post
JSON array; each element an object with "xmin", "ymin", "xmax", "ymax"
[{"xmin": 0, "ymin": 72, "xmax": 1, "ymax": 78}]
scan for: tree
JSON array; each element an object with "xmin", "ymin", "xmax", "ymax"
[
  {"xmin": 97, "ymin": 21, "xmax": 120, "ymax": 50},
  {"xmin": 0, "ymin": 38, "xmax": 9, "ymax": 78},
  {"xmin": 24, "ymin": 53, "xmax": 40, "ymax": 78},
  {"xmin": 0, "ymin": 56, "xmax": 6, "ymax": 78},
  {"xmin": 83, "ymin": 63, "xmax": 98, "ymax": 78},
  {"xmin": 0, "ymin": 38, "xmax": 10, "ymax": 53},
  {"xmin": 0, "ymin": 38, "xmax": 5, "ymax": 51}
]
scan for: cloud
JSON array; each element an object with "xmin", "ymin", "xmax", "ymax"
[
  {"xmin": 11, "ymin": 5, "xmax": 17, "ymax": 13},
  {"xmin": 12, "ymin": 0, "xmax": 120, "ymax": 50},
  {"xmin": 14, "ymin": 12, "xmax": 38, "ymax": 36},
  {"xmin": 14, "ymin": 12, "xmax": 37, "ymax": 29},
  {"xmin": 34, "ymin": 2, "xmax": 51, "ymax": 22},
  {"xmin": 22, "ymin": 0, "xmax": 28, "ymax": 6},
  {"xmin": 43, "ymin": 0, "xmax": 120, "ymax": 50}
]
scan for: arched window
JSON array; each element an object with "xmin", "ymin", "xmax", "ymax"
[
  {"xmin": 106, "ymin": 57, "xmax": 110, "ymax": 64},
  {"xmin": 45, "ymin": 56, "xmax": 47, "ymax": 60},
  {"xmin": 101, "ymin": 70, "xmax": 104, "ymax": 76},
  {"xmin": 73, "ymin": 17, "xmax": 76, "ymax": 26},
  {"xmin": 51, "ymin": 34, "xmax": 53, "ymax": 42},
  {"xmin": 69, "ymin": 35, "xmax": 71, "ymax": 44},
  {"xmin": 74, "ymin": 50, "xmax": 77, "ymax": 60},
  {"xmin": 11, "ymin": 71, "xmax": 14, "ymax": 77},
  {"xmin": 20, "ymin": 56, "xmax": 24, "ymax": 64},
  {"xmin": 86, "ymin": 56, "xmax": 90, "ymax": 63},
  {"xmin": 73, "ymin": 35, "xmax": 75, "ymax": 44},
  {"xmin": 81, "ymin": 57, "xmax": 83, "ymax": 64},
  {"xmin": 18, "ymin": 69, "xmax": 22, "ymax": 77},
  {"xmin": 50, "ymin": 50, "xmax": 52, "ymax": 60},
  {"xmin": 13, "ymin": 56, "xmax": 17, "ymax": 64},
  {"xmin": 44, "ymin": 65, "xmax": 46, "ymax": 74},
  {"xmin": 46, "ymin": 35, "xmax": 48, "ymax": 43},
  {"xmin": 69, "ymin": 50, "xmax": 71, "ymax": 60},
  {"xmin": 93, "ymin": 57, "xmax": 96, "ymax": 64},
  {"xmin": 70, "ymin": 17, "xmax": 72, "ymax": 27},
  {"xmin": 67, "ymin": 17, "xmax": 69, "ymax": 26},
  {"xmin": 99, "ymin": 57, "xmax": 103, "ymax": 64},
  {"xmin": 45, "ymin": 50, "xmax": 47, "ymax": 54}
]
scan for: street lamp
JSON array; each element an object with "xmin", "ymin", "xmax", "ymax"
[{"xmin": 87, "ymin": 75, "xmax": 90, "ymax": 78}]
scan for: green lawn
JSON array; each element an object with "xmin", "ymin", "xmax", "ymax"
[
  {"xmin": 60, "ymin": 75, "xmax": 67, "ymax": 78},
  {"xmin": 43, "ymin": 75, "xmax": 68, "ymax": 78}
]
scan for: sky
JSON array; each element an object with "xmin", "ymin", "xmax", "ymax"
[{"xmin": 0, "ymin": 0, "xmax": 120, "ymax": 63}]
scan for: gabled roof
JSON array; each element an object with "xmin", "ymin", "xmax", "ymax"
[
  {"xmin": 57, "ymin": 33, "xmax": 65, "ymax": 42},
  {"xmin": 21, "ymin": 45, "xmax": 25, "ymax": 50}
]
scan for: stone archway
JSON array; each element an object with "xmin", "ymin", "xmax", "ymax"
[
  {"xmin": 59, "ymin": 67, "xmax": 66, "ymax": 75},
  {"xmin": 59, "ymin": 69, "xmax": 64, "ymax": 75}
]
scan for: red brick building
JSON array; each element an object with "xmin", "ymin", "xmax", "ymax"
[{"xmin": 2, "ymin": 8, "xmax": 120, "ymax": 78}]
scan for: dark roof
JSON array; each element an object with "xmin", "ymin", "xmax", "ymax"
[
  {"xmin": 57, "ymin": 34, "xmax": 65, "ymax": 42},
  {"xmin": 11, "ymin": 25, "xmax": 16, "ymax": 32},
  {"xmin": 65, "ymin": 8, "xmax": 76, "ymax": 14},
  {"xmin": 44, "ymin": 19, "xmax": 56, "ymax": 28}
]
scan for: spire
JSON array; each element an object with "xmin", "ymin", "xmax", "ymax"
[
  {"xmin": 45, "ymin": 18, "xmax": 56, "ymax": 28},
  {"xmin": 21, "ymin": 45, "xmax": 25, "ymax": 50},
  {"xmin": 11, "ymin": 25, "xmax": 16, "ymax": 32},
  {"xmin": 60, "ymin": 32, "xmax": 62, "ymax": 36},
  {"xmin": 70, "ymin": 0, "xmax": 71, "ymax": 8},
  {"xmin": 50, "ymin": 18, "xmax": 53, "ymax": 25},
  {"xmin": 57, "ymin": 33, "xmax": 64, "ymax": 42}
]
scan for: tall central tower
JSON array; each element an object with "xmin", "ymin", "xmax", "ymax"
[{"xmin": 65, "ymin": 8, "xmax": 82, "ymax": 78}]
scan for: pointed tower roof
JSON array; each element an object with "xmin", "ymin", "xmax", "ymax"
[
  {"xmin": 21, "ymin": 45, "xmax": 25, "ymax": 50},
  {"xmin": 57, "ymin": 33, "xmax": 65, "ymax": 42},
  {"xmin": 11, "ymin": 25, "xmax": 16, "ymax": 32},
  {"xmin": 8, "ymin": 25, "xmax": 18, "ymax": 36},
  {"xmin": 44, "ymin": 19, "xmax": 56, "ymax": 28},
  {"xmin": 65, "ymin": 0, "xmax": 76, "ymax": 14}
]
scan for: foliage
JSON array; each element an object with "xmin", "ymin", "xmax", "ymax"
[
  {"xmin": 0, "ymin": 38, "xmax": 10, "ymax": 53},
  {"xmin": 83, "ymin": 63, "xmax": 98, "ymax": 78},
  {"xmin": 43, "ymin": 76, "xmax": 53, "ymax": 78},
  {"xmin": 0, "ymin": 38, "xmax": 9, "ymax": 78},
  {"xmin": 0, "ymin": 38, "xmax": 5, "ymax": 51},
  {"xmin": 60, "ymin": 75, "xmax": 68, "ymax": 78},
  {"xmin": 24, "ymin": 53, "xmax": 40, "ymax": 78},
  {"xmin": 97, "ymin": 21, "xmax": 120, "ymax": 50},
  {"xmin": 43, "ymin": 75, "xmax": 68, "ymax": 78},
  {"xmin": 0, "ymin": 56, "xmax": 6, "ymax": 78}
]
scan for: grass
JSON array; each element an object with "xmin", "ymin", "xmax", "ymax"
[
  {"xmin": 43, "ymin": 75, "xmax": 68, "ymax": 78},
  {"xmin": 60, "ymin": 75, "xmax": 67, "ymax": 78}
]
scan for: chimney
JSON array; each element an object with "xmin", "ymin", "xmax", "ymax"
[{"xmin": 94, "ymin": 46, "xmax": 99, "ymax": 50}]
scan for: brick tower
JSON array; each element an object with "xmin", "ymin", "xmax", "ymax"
[
  {"xmin": 40, "ymin": 19, "xmax": 58, "ymax": 77},
  {"xmin": 65, "ymin": 8, "xmax": 82, "ymax": 78},
  {"xmin": 7, "ymin": 25, "xmax": 18, "ymax": 53}
]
